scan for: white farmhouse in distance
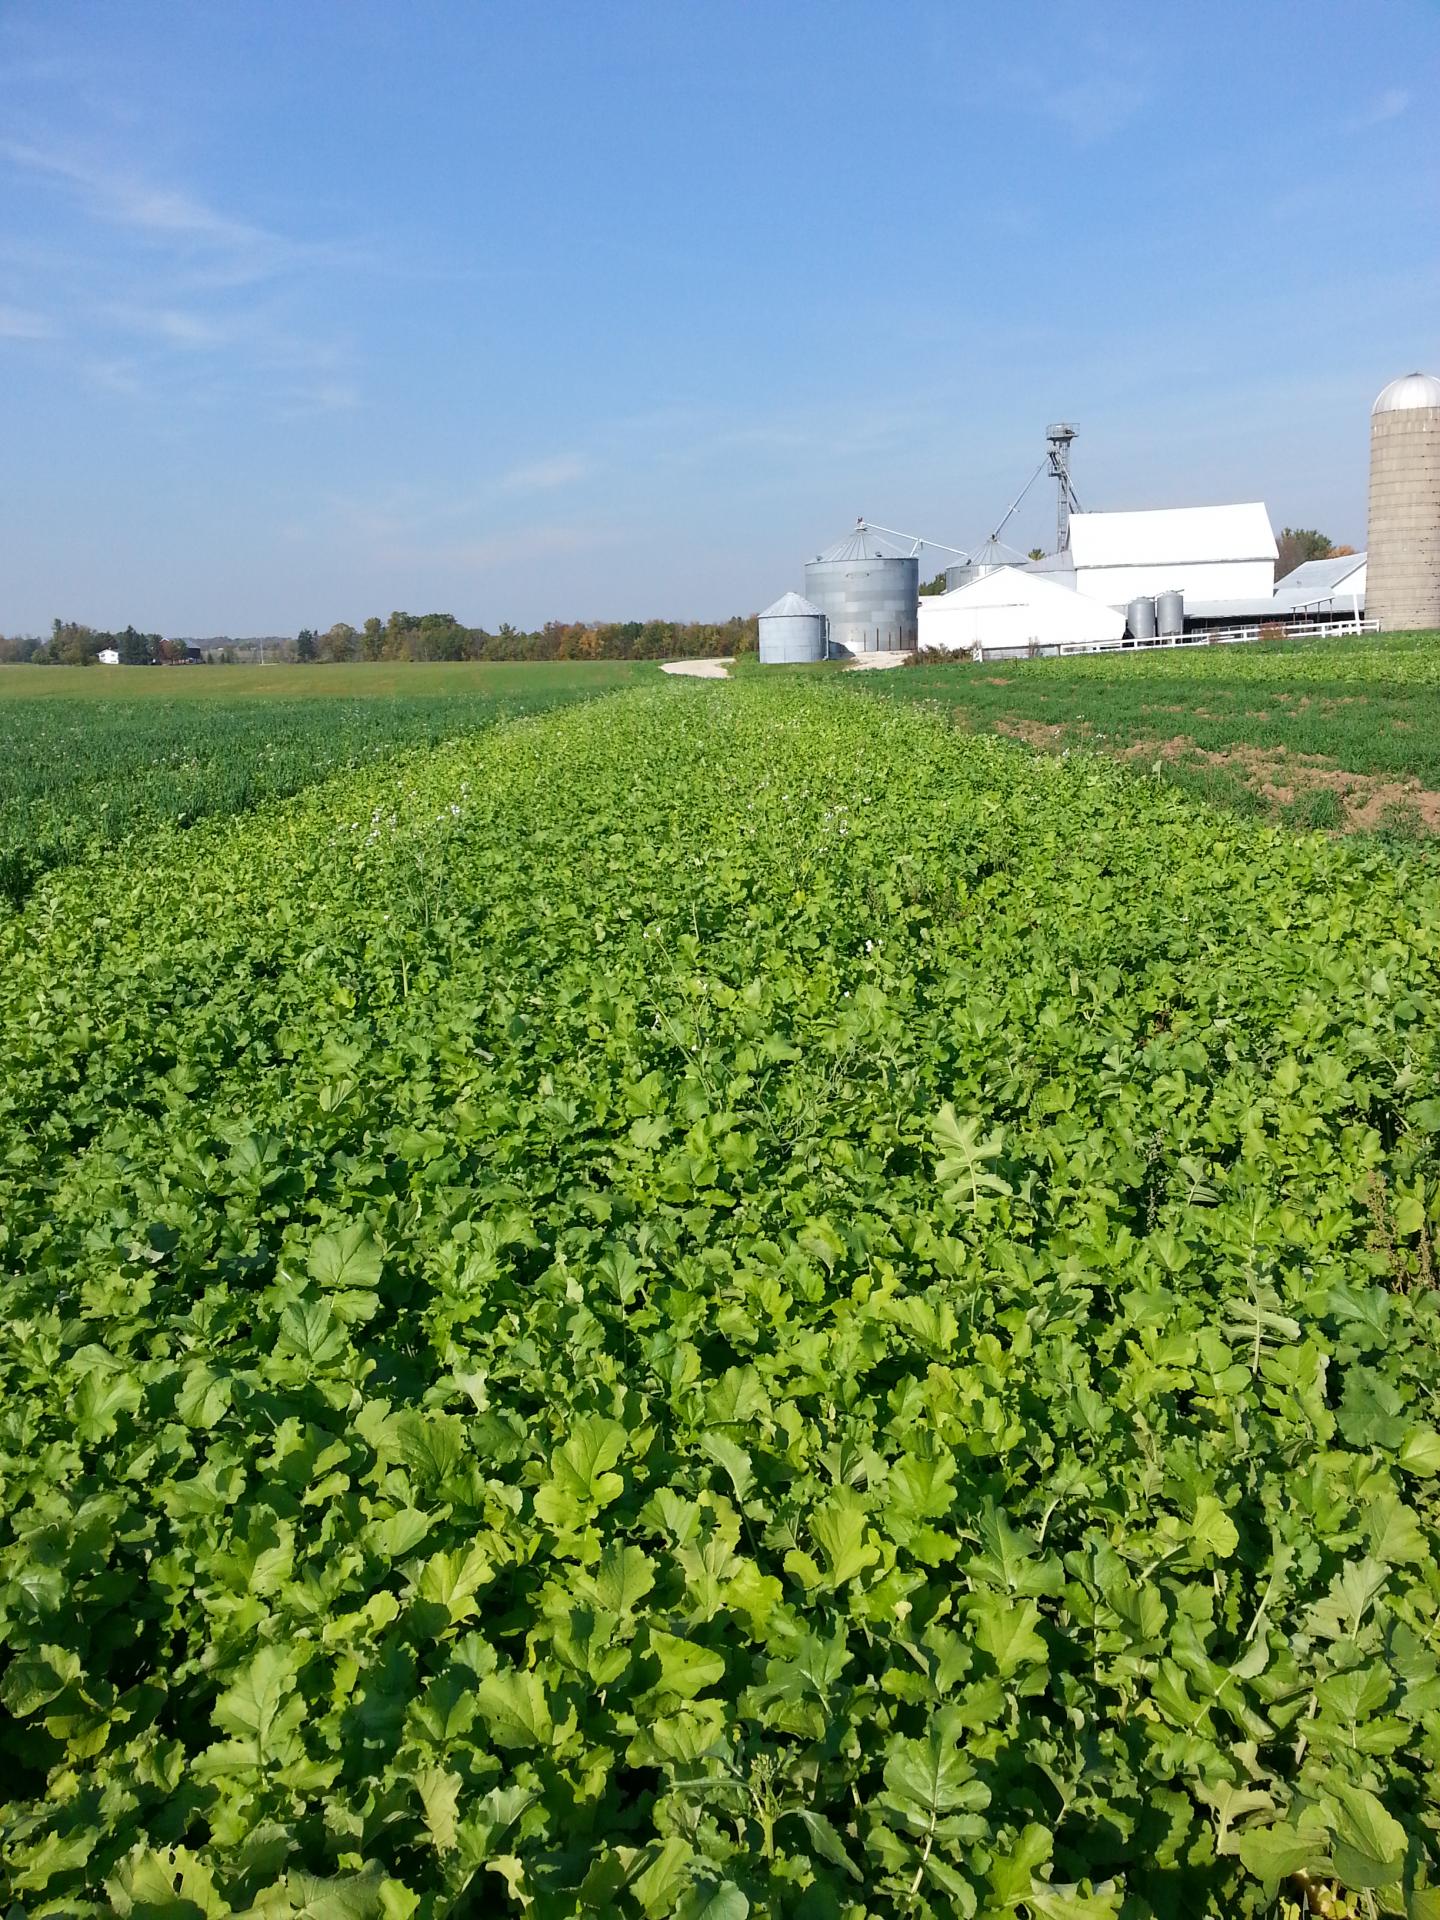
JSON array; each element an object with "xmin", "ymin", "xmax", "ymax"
[
  {"xmin": 97, "ymin": 647, "xmax": 120, "ymax": 665},
  {"xmin": 1065, "ymin": 503, "xmax": 1278, "ymax": 606}
]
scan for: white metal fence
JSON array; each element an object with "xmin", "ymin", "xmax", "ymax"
[{"xmin": 974, "ymin": 617, "xmax": 1380, "ymax": 663}]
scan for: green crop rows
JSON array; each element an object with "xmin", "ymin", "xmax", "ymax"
[
  {"xmin": 3, "ymin": 679, "xmax": 1440, "ymax": 1917},
  {"xmin": 859, "ymin": 630, "xmax": 1440, "ymax": 832},
  {"xmin": 0, "ymin": 662, "xmax": 648, "ymax": 907}
]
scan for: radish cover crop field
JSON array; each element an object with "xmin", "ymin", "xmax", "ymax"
[
  {"xmin": 0, "ymin": 661, "xmax": 648, "ymax": 907},
  {"xmin": 3, "ymin": 679, "xmax": 1440, "ymax": 1917},
  {"xmin": 860, "ymin": 630, "xmax": 1440, "ymax": 837}
]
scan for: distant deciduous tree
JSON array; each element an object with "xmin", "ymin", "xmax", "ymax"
[
  {"xmin": 47, "ymin": 619, "xmax": 103, "ymax": 665},
  {"xmin": 1276, "ymin": 527, "xmax": 1340, "ymax": 576},
  {"xmin": 295, "ymin": 628, "xmax": 318, "ymax": 663},
  {"xmin": 320, "ymin": 622, "xmax": 358, "ymax": 663}
]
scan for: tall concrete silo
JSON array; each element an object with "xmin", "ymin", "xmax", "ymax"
[
  {"xmin": 804, "ymin": 521, "xmax": 919, "ymax": 656},
  {"xmin": 1367, "ymin": 372, "xmax": 1440, "ymax": 633}
]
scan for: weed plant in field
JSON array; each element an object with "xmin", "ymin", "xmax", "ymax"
[{"xmin": 2, "ymin": 681, "xmax": 1440, "ymax": 1916}]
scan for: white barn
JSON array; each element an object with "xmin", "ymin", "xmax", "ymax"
[
  {"xmin": 919, "ymin": 567, "xmax": 1126, "ymax": 659},
  {"xmin": 1274, "ymin": 552, "xmax": 1367, "ymax": 616},
  {"xmin": 1067, "ymin": 503, "xmax": 1278, "ymax": 605}
]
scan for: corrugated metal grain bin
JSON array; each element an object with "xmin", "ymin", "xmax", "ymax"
[
  {"xmin": 758, "ymin": 591, "xmax": 828, "ymax": 664},
  {"xmin": 804, "ymin": 522, "xmax": 918, "ymax": 656}
]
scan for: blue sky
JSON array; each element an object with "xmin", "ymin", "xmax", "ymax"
[{"xmin": 2, "ymin": 1, "xmax": 1437, "ymax": 635}]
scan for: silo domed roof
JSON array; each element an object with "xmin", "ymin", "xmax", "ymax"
[
  {"xmin": 1372, "ymin": 372, "xmax": 1440, "ymax": 415},
  {"xmin": 759, "ymin": 592, "xmax": 825, "ymax": 618}
]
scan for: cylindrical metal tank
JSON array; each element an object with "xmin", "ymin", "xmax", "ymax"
[
  {"xmin": 1156, "ymin": 590, "xmax": 1185, "ymax": 637},
  {"xmin": 945, "ymin": 560, "xmax": 1003, "ymax": 592},
  {"xmin": 757, "ymin": 591, "xmax": 827, "ymax": 664},
  {"xmin": 804, "ymin": 522, "xmax": 919, "ymax": 655},
  {"xmin": 1126, "ymin": 595, "xmax": 1156, "ymax": 640},
  {"xmin": 1367, "ymin": 371, "xmax": 1440, "ymax": 633}
]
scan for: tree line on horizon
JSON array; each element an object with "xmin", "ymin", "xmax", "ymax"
[
  {"xmin": 0, "ymin": 610, "xmax": 760, "ymax": 666},
  {"xmin": 288, "ymin": 610, "xmax": 757, "ymax": 664},
  {"xmin": 0, "ymin": 621, "xmax": 203, "ymax": 666}
]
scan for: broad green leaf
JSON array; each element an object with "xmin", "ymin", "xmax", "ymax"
[
  {"xmin": 1365, "ymin": 1492, "xmax": 1428, "ymax": 1564},
  {"xmin": 277, "ymin": 1299, "xmax": 348, "ymax": 1367},
  {"xmin": 808, "ymin": 1489, "xmax": 880, "ymax": 1586},
  {"xmin": 72, "ymin": 1366, "xmax": 143, "ymax": 1441},
  {"xmin": 1327, "ymin": 1782, "xmax": 1407, "ymax": 1889},
  {"xmin": 365, "ymin": 1507, "xmax": 434, "ymax": 1561},
  {"xmin": 107, "ymin": 1845, "xmax": 226, "ymax": 1917},
  {"xmin": 971, "ymin": 1501, "xmax": 1063, "ymax": 1595},
  {"xmin": 474, "ymin": 1668, "xmax": 553, "ymax": 1748},
  {"xmin": 416, "ymin": 1768, "xmax": 461, "ymax": 1852},
  {"xmin": 1399, "ymin": 1426, "xmax": 1440, "ymax": 1475},
  {"xmin": 590, "ymin": 1542, "xmax": 656, "ymax": 1614},
  {"xmin": 985, "ymin": 1821, "xmax": 1052, "ymax": 1902},
  {"xmin": 533, "ymin": 1414, "xmax": 627, "ymax": 1529},
  {"xmin": 632, "ymin": 1838, "xmax": 694, "ymax": 1917},
  {"xmin": 676, "ymin": 1882, "xmax": 749, "ymax": 1920},
  {"xmin": 209, "ymin": 1644, "xmax": 307, "ymax": 1768},
  {"xmin": 972, "ymin": 1595, "xmax": 1048, "ymax": 1676},
  {"xmin": 1, "ymin": 1644, "xmax": 81, "ymax": 1717},
  {"xmin": 417, "ymin": 1542, "xmax": 493, "ymax": 1622},
  {"xmin": 1235, "ymin": 1821, "xmax": 1331, "ymax": 1885},
  {"xmin": 391, "ymin": 1410, "xmax": 466, "ymax": 1484},
  {"xmin": 1190, "ymin": 1493, "xmax": 1239, "ymax": 1560},
  {"xmin": 309, "ymin": 1222, "xmax": 383, "ymax": 1291},
  {"xmin": 933, "ymin": 1103, "xmax": 1011, "ymax": 1205},
  {"xmin": 647, "ymin": 1629, "xmax": 726, "ymax": 1699},
  {"xmin": 699, "ymin": 1431, "xmax": 754, "ymax": 1502},
  {"xmin": 882, "ymin": 1706, "xmax": 991, "ymax": 1829}
]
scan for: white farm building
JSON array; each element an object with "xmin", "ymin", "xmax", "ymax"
[
  {"xmin": 919, "ymin": 566, "xmax": 1125, "ymax": 659},
  {"xmin": 1063, "ymin": 503, "xmax": 1279, "ymax": 605},
  {"xmin": 1274, "ymin": 552, "xmax": 1367, "ymax": 616}
]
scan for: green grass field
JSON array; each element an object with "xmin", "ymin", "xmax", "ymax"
[
  {"xmin": 0, "ymin": 661, "xmax": 652, "ymax": 905},
  {"xmin": 3, "ymin": 674, "xmax": 1439, "ymax": 1916},
  {"xmin": 854, "ymin": 630, "xmax": 1440, "ymax": 836}
]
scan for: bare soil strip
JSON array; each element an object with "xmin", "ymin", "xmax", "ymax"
[{"xmin": 984, "ymin": 716, "xmax": 1440, "ymax": 833}]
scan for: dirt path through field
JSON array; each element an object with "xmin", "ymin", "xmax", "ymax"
[{"xmin": 661, "ymin": 658, "xmax": 732, "ymax": 679}]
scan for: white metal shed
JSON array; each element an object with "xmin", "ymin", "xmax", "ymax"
[{"xmin": 918, "ymin": 566, "xmax": 1126, "ymax": 658}]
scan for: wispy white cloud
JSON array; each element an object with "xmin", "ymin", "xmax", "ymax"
[
  {"xmin": 84, "ymin": 356, "xmax": 145, "ymax": 398},
  {"xmin": 0, "ymin": 302, "xmax": 52, "ymax": 339},
  {"xmin": 276, "ymin": 379, "xmax": 361, "ymax": 418},
  {"xmin": 1035, "ymin": 72, "xmax": 1150, "ymax": 143},
  {"xmin": 105, "ymin": 303, "xmax": 235, "ymax": 349},
  {"xmin": 500, "ymin": 452, "xmax": 591, "ymax": 493},
  {"xmin": 989, "ymin": 51, "xmax": 1151, "ymax": 147},
  {"xmin": 2, "ymin": 137, "xmax": 287, "ymax": 279},
  {"xmin": 1, "ymin": 134, "xmax": 367, "ymax": 415},
  {"xmin": 1345, "ymin": 87, "xmax": 1410, "ymax": 133}
]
